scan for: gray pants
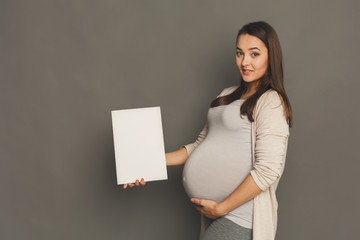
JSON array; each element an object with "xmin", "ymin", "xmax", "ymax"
[{"xmin": 200, "ymin": 217, "xmax": 252, "ymax": 240}]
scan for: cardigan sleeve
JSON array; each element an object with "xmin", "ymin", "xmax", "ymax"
[
  {"xmin": 182, "ymin": 85, "xmax": 239, "ymax": 156},
  {"xmin": 250, "ymin": 91, "xmax": 290, "ymax": 191},
  {"xmin": 182, "ymin": 122, "xmax": 208, "ymax": 156}
]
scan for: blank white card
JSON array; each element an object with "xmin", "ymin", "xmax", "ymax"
[{"xmin": 111, "ymin": 106, "xmax": 167, "ymax": 185}]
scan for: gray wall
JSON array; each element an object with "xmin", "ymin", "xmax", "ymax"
[{"xmin": 1, "ymin": 0, "xmax": 359, "ymax": 239}]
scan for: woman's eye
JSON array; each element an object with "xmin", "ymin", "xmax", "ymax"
[
  {"xmin": 236, "ymin": 52, "xmax": 243, "ymax": 56},
  {"xmin": 251, "ymin": 52, "xmax": 259, "ymax": 57}
]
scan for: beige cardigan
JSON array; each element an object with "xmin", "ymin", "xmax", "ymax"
[{"xmin": 183, "ymin": 86, "xmax": 290, "ymax": 240}]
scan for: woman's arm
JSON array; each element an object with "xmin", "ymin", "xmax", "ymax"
[
  {"xmin": 218, "ymin": 174, "xmax": 261, "ymax": 215},
  {"xmin": 165, "ymin": 147, "xmax": 188, "ymax": 166},
  {"xmin": 249, "ymin": 91, "xmax": 289, "ymax": 190}
]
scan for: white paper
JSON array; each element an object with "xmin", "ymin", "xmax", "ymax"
[{"xmin": 111, "ymin": 106, "xmax": 167, "ymax": 185}]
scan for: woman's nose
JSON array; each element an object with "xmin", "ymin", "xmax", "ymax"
[{"xmin": 241, "ymin": 54, "xmax": 251, "ymax": 67}]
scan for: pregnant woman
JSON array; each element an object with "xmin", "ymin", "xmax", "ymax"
[{"xmin": 124, "ymin": 21, "xmax": 292, "ymax": 240}]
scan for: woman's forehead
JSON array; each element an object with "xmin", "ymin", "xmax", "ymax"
[{"xmin": 237, "ymin": 34, "xmax": 266, "ymax": 50}]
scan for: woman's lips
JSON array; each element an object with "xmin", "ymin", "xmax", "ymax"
[{"xmin": 242, "ymin": 69, "xmax": 253, "ymax": 75}]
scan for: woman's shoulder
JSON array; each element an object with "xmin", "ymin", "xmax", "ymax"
[
  {"xmin": 258, "ymin": 89, "xmax": 283, "ymax": 106},
  {"xmin": 254, "ymin": 89, "xmax": 289, "ymax": 132},
  {"xmin": 216, "ymin": 85, "xmax": 239, "ymax": 97},
  {"xmin": 254, "ymin": 89, "xmax": 286, "ymax": 119}
]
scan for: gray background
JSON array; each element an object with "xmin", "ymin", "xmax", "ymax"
[{"xmin": 1, "ymin": 0, "xmax": 359, "ymax": 239}]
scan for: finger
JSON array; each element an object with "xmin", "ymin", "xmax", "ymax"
[
  {"xmin": 191, "ymin": 198, "xmax": 202, "ymax": 206},
  {"xmin": 196, "ymin": 207, "xmax": 205, "ymax": 215},
  {"xmin": 129, "ymin": 183, "xmax": 135, "ymax": 187},
  {"xmin": 140, "ymin": 178, "xmax": 146, "ymax": 186},
  {"xmin": 123, "ymin": 184, "xmax": 128, "ymax": 189},
  {"xmin": 135, "ymin": 179, "xmax": 140, "ymax": 186}
]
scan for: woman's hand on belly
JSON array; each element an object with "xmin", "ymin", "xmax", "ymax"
[{"xmin": 190, "ymin": 198, "xmax": 228, "ymax": 219}]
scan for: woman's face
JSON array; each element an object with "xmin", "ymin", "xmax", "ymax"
[{"xmin": 236, "ymin": 34, "xmax": 268, "ymax": 83}]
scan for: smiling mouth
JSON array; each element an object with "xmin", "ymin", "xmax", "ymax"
[{"xmin": 242, "ymin": 69, "xmax": 253, "ymax": 74}]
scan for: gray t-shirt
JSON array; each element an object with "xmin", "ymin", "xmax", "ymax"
[{"xmin": 182, "ymin": 99, "xmax": 253, "ymax": 229}]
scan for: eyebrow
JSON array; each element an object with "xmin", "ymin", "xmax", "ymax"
[{"xmin": 236, "ymin": 47, "xmax": 261, "ymax": 51}]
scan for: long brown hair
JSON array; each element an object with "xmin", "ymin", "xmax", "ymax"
[{"xmin": 211, "ymin": 21, "xmax": 293, "ymax": 127}]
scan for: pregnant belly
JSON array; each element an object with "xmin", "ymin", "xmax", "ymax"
[{"xmin": 182, "ymin": 140, "xmax": 252, "ymax": 202}]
